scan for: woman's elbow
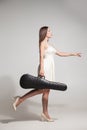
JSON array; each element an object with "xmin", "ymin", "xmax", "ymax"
[{"xmin": 56, "ymin": 52, "xmax": 62, "ymax": 56}]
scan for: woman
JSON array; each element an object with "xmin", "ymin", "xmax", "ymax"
[{"xmin": 13, "ymin": 26, "xmax": 81, "ymax": 122}]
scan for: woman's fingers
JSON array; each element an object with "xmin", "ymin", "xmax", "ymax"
[{"xmin": 77, "ymin": 53, "xmax": 82, "ymax": 57}]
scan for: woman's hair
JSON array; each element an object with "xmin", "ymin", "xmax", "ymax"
[{"xmin": 39, "ymin": 26, "xmax": 48, "ymax": 47}]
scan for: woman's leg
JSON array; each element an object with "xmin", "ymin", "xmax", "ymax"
[
  {"xmin": 15, "ymin": 89, "xmax": 44, "ymax": 107},
  {"xmin": 42, "ymin": 89, "xmax": 51, "ymax": 119}
]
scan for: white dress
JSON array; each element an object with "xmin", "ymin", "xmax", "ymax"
[{"xmin": 38, "ymin": 44, "xmax": 57, "ymax": 81}]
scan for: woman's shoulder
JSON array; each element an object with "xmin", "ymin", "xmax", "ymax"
[{"xmin": 40, "ymin": 41, "xmax": 45, "ymax": 48}]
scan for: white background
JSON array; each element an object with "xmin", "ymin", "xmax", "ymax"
[{"xmin": 0, "ymin": 0, "xmax": 87, "ymax": 128}]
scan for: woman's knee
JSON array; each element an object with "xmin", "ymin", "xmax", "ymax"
[
  {"xmin": 43, "ymin": 89, "xmax": 50, "ymax": 95},
  {"xmin": 46, "ymin": 89, "xmax": 50, "ymax": 93},
  {"xmin": 42, "ymin": 93, "xmax": 47, "ymax": 99}
]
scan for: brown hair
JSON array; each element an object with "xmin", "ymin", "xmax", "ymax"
[{"xmin": 39, "ymin": 26, "xmax": 48, "ymax": 47}]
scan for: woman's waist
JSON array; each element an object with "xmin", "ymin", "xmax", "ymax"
[{"xmin": 43, "ymin": 55, "xmax": 54, "ymax": 59}]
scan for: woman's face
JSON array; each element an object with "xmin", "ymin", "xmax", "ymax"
[{"xmin": 46, "ymin": 28, "xmax": 52, "ymax": 38}]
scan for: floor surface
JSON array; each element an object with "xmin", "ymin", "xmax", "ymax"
[{"xmin": 0, "ymin": 99, "xmax": 87, "ymax": 130}]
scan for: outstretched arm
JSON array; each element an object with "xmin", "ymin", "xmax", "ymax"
[{"xmin": 55, "ymin": 50, "xmax": 81, "ymax": 57}]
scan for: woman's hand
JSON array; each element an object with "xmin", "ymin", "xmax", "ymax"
[
  {"xmin": 39, "ymin": 69, "xmax": 45, "ymax": 77},
  {"xmin": 74, "ymin": 53, "xmax": 82, "ymax": 57}
]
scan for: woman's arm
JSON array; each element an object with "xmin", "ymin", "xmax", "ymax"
[
  {"xmin": 56, "ymin": 50, "xmax": 81, "ymax": 57},
  {"xmin": 39, "ymin": 42, "xmax": 45, "ymax": 76}
]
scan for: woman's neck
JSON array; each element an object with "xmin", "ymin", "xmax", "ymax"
[{"xmin": 43, "ymin": 37, "xmax": 49, "ymax": 43}]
